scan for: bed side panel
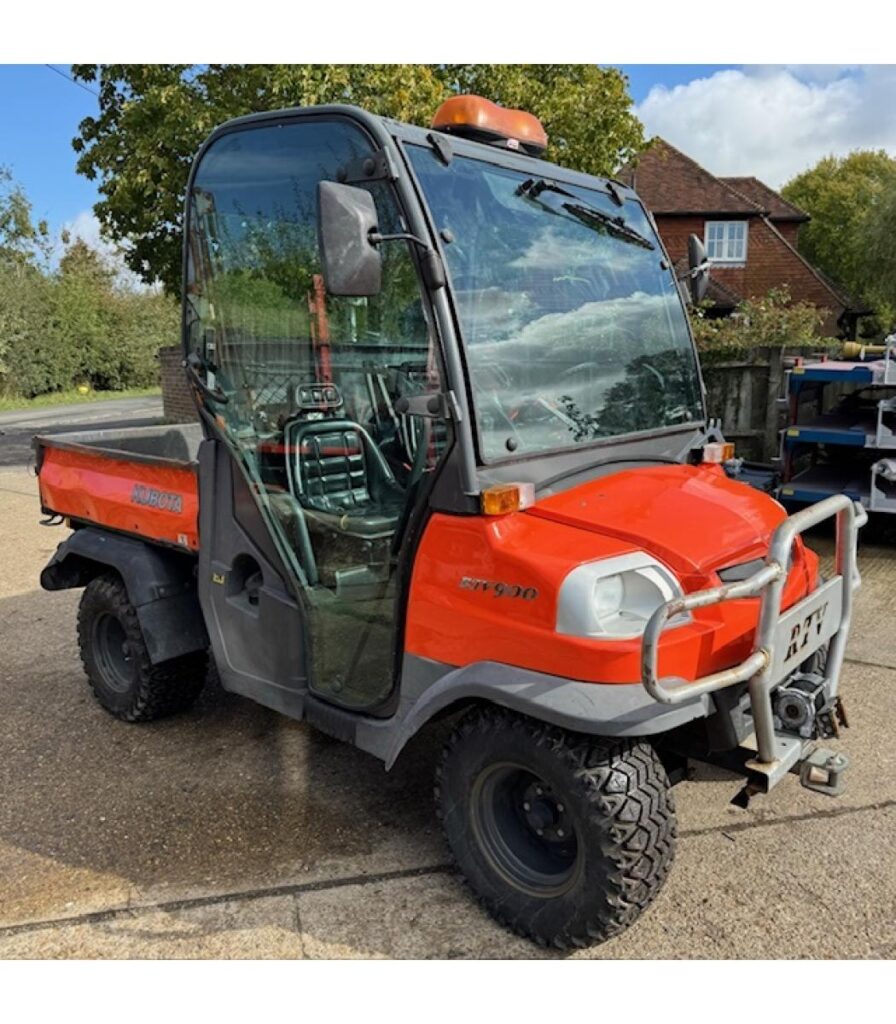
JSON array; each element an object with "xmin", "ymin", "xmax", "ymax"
[{"xmin": 38, "ymin": 445, "xmax": 199, "ymax": 551}]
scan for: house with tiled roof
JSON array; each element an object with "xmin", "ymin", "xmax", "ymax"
[{"xmin": 618, "ymin": 139, "xmax": 867, "ymax": 338}]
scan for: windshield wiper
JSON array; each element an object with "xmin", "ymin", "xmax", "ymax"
[{"xmin": 517, "ymin": 178, "xmax": 655, "ymax": 251}]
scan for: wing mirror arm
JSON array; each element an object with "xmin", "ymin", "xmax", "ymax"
[
  {"xmin": 677, "ymin": 260, "xmax": 711, "ymax": 281},
  {"xmin": 369, "ymin": 230, "xmax": 446, "ymax": 291},
  {"xmin": 317, "ymin": 181, "xmax": 447, "ymax": 298}
]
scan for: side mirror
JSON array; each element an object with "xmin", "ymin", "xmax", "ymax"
[
  {"xmin": 686, "ymin": 233, "xmax": 710, "ymax": 304},
  {"xmin": 318, "ymin": 181, "xmax": 382, "ymax": 297}
]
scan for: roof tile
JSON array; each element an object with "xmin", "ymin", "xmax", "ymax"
[
  {"xmin": 719, "ymin": 176, "xmax": 809, "ymax": 221},
  {"xmin": 618, "ymin": 139, "xmax": 761, "ymax": 215}
]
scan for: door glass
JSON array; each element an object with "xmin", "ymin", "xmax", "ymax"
[{"xmin": 186, "ymin": 119, "xmax": 450, "ymax": 708}]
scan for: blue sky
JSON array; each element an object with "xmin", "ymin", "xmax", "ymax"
[
  {"xmin": 0, "ymin": 65, "xmax": 97, "ymax": 234},
  {"xmin": 1, "ymin": 64, "xmax": 894, "ymax": 253},
  {"xmin": 622, "ymin": 65, "xmax": 739, "ymax": 103}
]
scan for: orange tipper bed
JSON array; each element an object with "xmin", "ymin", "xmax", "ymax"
[{"xmin": 34, "ymin": 425, "xmax": 200, "ymax": 551}]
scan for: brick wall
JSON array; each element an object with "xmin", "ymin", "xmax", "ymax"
[
  {"xmin": 654, "ymin": 214, "xmax": 842, "ymax": 334},
  {"xmin": 158, "ymin": 345, "xmax": 198, "ymax": 423},
  {"xmin": 654, "ymin": 214, "xmax": 705, "ymax": 265},
  {"xmin": 774, "ymin": 221, "xmax": 801, "ymax": 247},
  {"xmin": 740, "ymin": 219, "xmax": 841, "ymax": 334}
]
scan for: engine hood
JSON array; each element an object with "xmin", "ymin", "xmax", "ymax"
[{"xmin": 527, "ymin": 463, "xmax": 787, "ymax": 576}]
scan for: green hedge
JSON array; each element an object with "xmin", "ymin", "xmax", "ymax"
[
  {"xmin": 691, "ymin": 287, "xmax": 840, "ymax": 364},
  {"xmin": 0, "ymin": 245, "xmax": 178, "ymax": 399}
]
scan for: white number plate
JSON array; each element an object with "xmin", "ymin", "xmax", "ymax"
[{"xmin": 769, "ymin": 576, "xmax": 843, "ymax": 684}]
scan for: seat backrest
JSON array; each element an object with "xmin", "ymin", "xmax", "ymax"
[{"xmin": 288, "ymin": 421, "xmax": 372, "ymax": 513}]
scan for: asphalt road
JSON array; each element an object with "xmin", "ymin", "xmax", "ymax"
[
  {"xmin": 0, "ymin": 402, "xmax": 894, "ymax": 958},
  {"xmin": 0, "ymin": 396, "xmax": 164, "ymax": 468}
]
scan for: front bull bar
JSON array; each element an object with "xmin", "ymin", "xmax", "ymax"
[{"xmin": 641, "ymin": 494, "xmax": 866, "ymax": 767}]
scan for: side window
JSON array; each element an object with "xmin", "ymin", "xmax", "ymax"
[{"xmin": 187, "ymin": 120, "xmax": 447, "ymax": 582}]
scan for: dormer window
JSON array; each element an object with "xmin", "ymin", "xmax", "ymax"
[{"xmin": 705, "ymin": 220, "xmax": 748, "ymax": 263}]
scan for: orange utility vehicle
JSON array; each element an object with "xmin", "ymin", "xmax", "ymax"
[{"xmin": 36, "ymin": 97, "xmax": 864, "ymax": 947}]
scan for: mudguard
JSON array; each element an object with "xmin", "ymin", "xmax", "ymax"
[
  {"xmin": 355, "ymin": 656, "xmax": 712, "ymax": 768},
  {"xmin": 40, "ymin": 528, "xmax": 208, "ymax": 664}
]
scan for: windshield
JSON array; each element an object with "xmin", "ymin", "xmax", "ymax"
[{"xmin": 406, "ymin": 145, "xmax": 704, "ymax": 461}]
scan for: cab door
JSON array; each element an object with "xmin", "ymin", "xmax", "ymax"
[{"xmin": 185, "ymin": 115, "xmax": 450, "ymax": 712}]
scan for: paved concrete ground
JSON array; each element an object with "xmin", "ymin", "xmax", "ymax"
[{"xmin": 0, "ymin": 413, "xmax": 893, "ymax": 957}]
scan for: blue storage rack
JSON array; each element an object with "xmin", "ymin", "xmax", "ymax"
[{"xmin": 778, "ymin": 345, "xmax": 896, "ymax": 513}]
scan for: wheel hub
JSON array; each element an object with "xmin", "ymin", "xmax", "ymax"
[
  {"xmin": 471, "ymin": 762, "xmax": 581, "ymax": 898},
  {"xmin": 93, "ymin": 613, "xmax": 134, "ymax": 693},
  {"xmin": 521, "ymin": 782, "xmax": 570, "ymax": 840}
]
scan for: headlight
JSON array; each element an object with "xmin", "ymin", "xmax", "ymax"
[{"xmin": 556, "ymin": 552, "xmax": 687, "ymax": 639}]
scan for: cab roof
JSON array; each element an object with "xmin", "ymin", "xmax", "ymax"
[{"xmin": 204, "ymin": 103, "xmax": 640, "ymax": 209}]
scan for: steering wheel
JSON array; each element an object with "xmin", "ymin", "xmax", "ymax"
[{"xmin": 639, "ymin": 362, "xmax": 665, "ymax": 388}]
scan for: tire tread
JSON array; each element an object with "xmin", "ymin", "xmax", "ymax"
[{"xmin": 434, "ymin": 706, "xmax": 677, "ymax": 949}]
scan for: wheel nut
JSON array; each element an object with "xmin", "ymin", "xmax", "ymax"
[
  {"xmin": 523, "ymin": 802, "xmax": 531, "ymax": 811},
  {"xmin": 557, "ymin": 803, "xmax": 564, "ymax": 813},
  {"xmin": 535, "ymin": 787, "xmax": 543, "ymax": 796},
  {"xmin": 557, "ymin": 828, "xmax": 565, "ymax": 838},
  {"xmin": 536, "ymin": 828, "xmax": 544, "ymax": 836}
]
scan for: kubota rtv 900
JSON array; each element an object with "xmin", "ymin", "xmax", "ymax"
[{"xmin": 36, "ymin": 96, "xmax": 863, "ymax": 947}]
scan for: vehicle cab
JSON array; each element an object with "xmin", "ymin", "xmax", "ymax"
[{"xmin": 183, "ymin": 96, "xmax": 717, "ymax": 711}]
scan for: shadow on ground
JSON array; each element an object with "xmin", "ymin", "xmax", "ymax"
[{"xmin": 0, "ymin": 586, "xmax": 451, "ymax": 954}]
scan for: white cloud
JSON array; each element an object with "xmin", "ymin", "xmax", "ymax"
[
  {"xmin": 57, "ymin": 209, "xmax": 151, "ymax": 291},
  {"xmin": 635, "ymin": 65, "xmax": 896, "ymax": 189},
  {"xmin": 61, "ymin": 209, "xmax": 112, "ymax": 253}
]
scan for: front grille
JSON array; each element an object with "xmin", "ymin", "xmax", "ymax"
[{"xmin": 717, "ymin": 558, "xmax": 766, "ymax": 583}]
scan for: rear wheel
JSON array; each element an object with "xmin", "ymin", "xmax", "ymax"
[
  {"xmin": 435, "ymin": 706, "xmax": 677, "ymax": 948},
  {"xmin": 77, "ymin": 574, "xmax": 206, "ymax": 722}
]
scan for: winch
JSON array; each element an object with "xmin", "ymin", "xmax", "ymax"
[{"xmin": 773, "ymin": 672, "xmax": 848, "ymax": 739}]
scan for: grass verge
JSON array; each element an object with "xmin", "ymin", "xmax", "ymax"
[{"xmin": 0, "ymin": 387, "xmax": 162, "ymax": 414}]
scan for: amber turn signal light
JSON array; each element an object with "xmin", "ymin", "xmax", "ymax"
[
  {"xmin": 432, "ymin": 95, "xmax": 548, "ymax": 156},
  {"xmin": 702, "ymin": 441, "xmax": 736, "ymax": 464},
  {"xmin": 480, "ymin": 482, "xmax": 536, "ymax": 516}
]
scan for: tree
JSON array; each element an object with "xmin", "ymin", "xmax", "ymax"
[
  {"xmin": 0, "ymin": 226, "xmax": 179, "ymax": 399},
  {"xmin": 0, "ymin": 167, "xmax": 55, "ymax": 391},
  {"xmin": 54, "ymin": 239, "xmax": 119, "ymax": 389},
  {"xmin": 71, "ymin": 64, "xmax": 644, "ymax": 293},
  {"xmin": 0, "ymin": 165, "xmax": 51, "ymax": 270},
  {"xmin": 53, "ymin": 237, "xmax": 179, "ymax": 391},
  {"xmin": 866, "ymin": 184, "xmax": 896, "ymax": 331},
  {"xmin": 782, "ymin": 151, "xmax": 896, "ymax": 333}
]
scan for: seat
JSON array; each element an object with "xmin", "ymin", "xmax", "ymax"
[{"xmin": 285, "ymin": 419, "xmax": 405, "ymax": 540}]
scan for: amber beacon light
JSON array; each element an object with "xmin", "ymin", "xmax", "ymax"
[{"xmin": 431, "ymin": 95, "xmax": 548, "ymax": 156}]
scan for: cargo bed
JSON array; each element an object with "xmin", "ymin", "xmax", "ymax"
[{"xmin": 35, "ymin": 424, "xmax": 203, "ymax": 551}]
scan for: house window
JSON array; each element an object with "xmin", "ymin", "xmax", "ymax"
[{"xmin": 705, "ymin": 220, "xmax": 748, "ymax": 263}]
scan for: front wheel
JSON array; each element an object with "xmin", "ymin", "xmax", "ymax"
[{"xmin": 435, "ymin": 707, "xmax": 677, "ymax": 948}]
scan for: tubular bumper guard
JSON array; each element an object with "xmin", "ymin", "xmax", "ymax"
[{"xmin": 642, "ymin": 494, "xmax": 866, "ymax": 768}]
